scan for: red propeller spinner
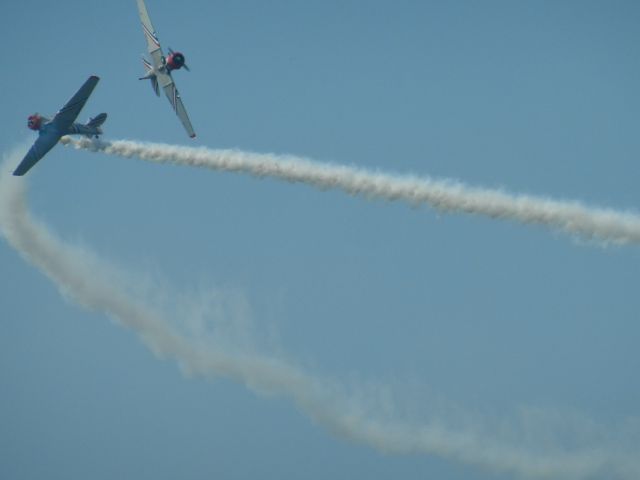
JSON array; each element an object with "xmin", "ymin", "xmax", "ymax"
[
  {"xmin": 27, "ymin": 114, "xmax": 42, "ymax": 131},
  {"xmin": 166, "ymin": 48, "xmax": 190, "ymax": 72}
]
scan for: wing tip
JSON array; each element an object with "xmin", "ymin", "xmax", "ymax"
[
  {"xmin": 190, "ymin": 133, "xmax": 196, "ymax": 138},
  {"xmin": 12, "ymin": 164, "xmax": 28, "ymax": 176},
  {"xmin": 90, "ymin": 75, "xmax": 100, "ymax": 81}
]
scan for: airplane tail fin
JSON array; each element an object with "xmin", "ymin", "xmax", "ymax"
[
  {"xmin": 139, "ymin": 57, "xmax": 160, "ymax": 96},
  {"xmin": 84, "ymin": 113, "xmax": 107, "ymax": 138}
]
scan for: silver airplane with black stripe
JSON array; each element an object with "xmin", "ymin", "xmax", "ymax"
[
  {"xmin": 136, "ymin": 0, "xmax": 196, "ymax": 138},
  {"xmin": 14, "ymin": 75, "xmax": 106, "ymax": 176}
]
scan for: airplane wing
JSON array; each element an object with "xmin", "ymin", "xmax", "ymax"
[
  {"xmin": 159, "ymin": 73, "xmax": 196, "ymax": 138},
  {"xmin": 51, "ymin": 76, "xmax": 100, "ymax": 132},
  {"xmin": 13, "ymin": 131, "xmax": 62, "ymax": 176},
  {"xmin": 136, "ymin": 0, "xmax": 165, "ymax": 69}
]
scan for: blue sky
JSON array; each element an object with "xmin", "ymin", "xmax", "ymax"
[{"xmin": 2, "ymin": 1, "xmax": 640, "ymax": 479}]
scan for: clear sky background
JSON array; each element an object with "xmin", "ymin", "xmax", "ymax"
[{"xmin": 1, "ymin": 1, "xmax": 640, "ymax": 479}]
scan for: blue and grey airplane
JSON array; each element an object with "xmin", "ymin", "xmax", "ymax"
[{"xmin": 14, "ymin": 75, "xmax": 107, "ymax": 176}]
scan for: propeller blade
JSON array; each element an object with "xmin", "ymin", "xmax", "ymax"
[{"xmin": 183, "ymin": 63, "xmax": 190, "ymax": 72}]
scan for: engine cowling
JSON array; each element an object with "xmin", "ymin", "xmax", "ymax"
[
  {"xmin": 27, "ymin": 113, "xmax": 42, "ymax": 131},
  {"xmin": 166, "ymin": 52, "xmax": 185, "ymax": 71}
]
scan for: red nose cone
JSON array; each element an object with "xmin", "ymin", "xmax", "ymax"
[
  {"xmin": 27, "ymin": 114, "xmax": 42, "ymax": 131},
  {"xmin": 166, "ymin": 52, "xmax": 185, "ymax": 71}
]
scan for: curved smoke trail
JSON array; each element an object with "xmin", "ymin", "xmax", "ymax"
[
  {"xmin": 61, "ymin": 136, "xmax": 640, "ymax": 245},
  {"xmin": 1, "ymin": 146, "xmax": 638, "ymax": 479}
]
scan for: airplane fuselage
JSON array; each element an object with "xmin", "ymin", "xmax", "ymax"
[
  {"xmin": 36, "ymin": 120, "xmax": 102, "ymax": 138},
  {"xmin": 28, "ymin": 112, "xmax": 105, "ymax": 138},
  {"xmin": 66, "ymin": 122, "xmax": 102, "ymax": 137}
]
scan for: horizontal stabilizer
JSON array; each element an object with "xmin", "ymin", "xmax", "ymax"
[
  {"xmin": 139, "ymin": 57, "xmax": 160, "ymax": 96},
  {"xmin": 87, "ymin": 113, "xmax": 107, "ymax": 128},
  {"xmin": 142, "ymin": 56, "xmax": 153, "ymax": 72}
]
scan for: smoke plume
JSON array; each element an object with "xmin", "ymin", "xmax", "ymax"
[
  {"xmin": 1, "ymin": 146, "xmax": 638, "ymax": 479},
  {"xmin": 61, "ymin": 136, "xmax": 640, "ymax": 245}
]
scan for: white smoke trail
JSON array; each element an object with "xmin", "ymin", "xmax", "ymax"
[
  {"xmin": 1, "ymin": 146, "xmax": 639, "ymax": 479},
  {"xmin": 61, "ymin": 136, "xmax": 640, "ymax": 245}
]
